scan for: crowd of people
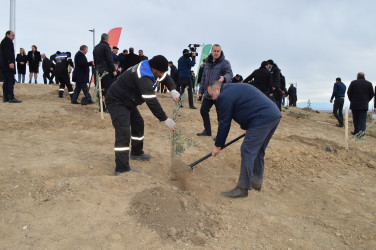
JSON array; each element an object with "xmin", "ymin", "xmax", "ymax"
[{"xmin": 1, "ymin": 30, "xmax": 376, "ymax": 198}]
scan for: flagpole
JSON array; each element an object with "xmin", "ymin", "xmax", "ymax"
[{"xmin": 10, "ymin": 0, "xmax": 16, "ymax": 47}]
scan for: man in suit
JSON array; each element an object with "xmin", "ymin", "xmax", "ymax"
[
  {"xmin": 41, "ymin": 54, "xmax": 53, "ymax": 84},
  {"xmin": 347, "ymin": 72, "xmax": 374, "ymax": 138},
  {"xmin": 71, "ymin": 45, "xmax": 94, "ymax": 104},
  {"xmin": 123, "ymin": 47, "xmax": 140, "ymax": 71},
  {"xmin": 0, "ymin": 30, "xmax": 21, "ymax": 103}
]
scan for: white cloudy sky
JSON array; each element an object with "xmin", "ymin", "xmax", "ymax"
[{"xmin": 1, "ymin": 0, "xmax": 376, "ymax": 108}]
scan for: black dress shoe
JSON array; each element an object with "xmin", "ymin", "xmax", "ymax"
[
  {"xmin": 251, "ymin": 183, "xmax": 262, "ymax": 192},
  {"xmin": 351, "ymin": 131, "xmax": 356, "ymax": 135},
  {"xmin": 114, "ymin": 169, "xmax": 140, "ymax": 176},
  {"xmin": 130, "ymin": 153, "xmax": 151, "ymax": 161},
  {"xmin": 3, "ymin": 99, "xmax": 9, "ymax": 103},
  {"xmin": 336, "ymin": 124, "xmax": 344, "ymax": 127},
  {"xmin": 71, "ymin": 101, "xmax": 80, "ymax": 104},
  {"xmin": 9, "ymin": 98, "xmax": 22, "ymax": 103},
  {"xmin": 197, "ymin": 130, "xmax": 211, "ymax": 136},
  {"xmin": 189, "ymin": 106, "xmax": 197, "ymax": 109},
  {"xmin": 221, "ymin": 187, "xmax": 248, "ymax": 198}
]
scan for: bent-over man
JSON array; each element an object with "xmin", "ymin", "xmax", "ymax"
[
  {"xmin": 209, "ymin": 81, "xmax": 281, "ymax": 198},
  {"xmin": 105, "ymin": 55, "xmax": 180, "ymax": 176}
]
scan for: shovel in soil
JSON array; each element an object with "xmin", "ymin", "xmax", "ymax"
[{"xmin": 188, "ymin": 133, "xmax": 245, "ymax": 169}]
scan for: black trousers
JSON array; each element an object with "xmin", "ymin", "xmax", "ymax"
[
  {"xmin": 107, "ymin": 102, "xmax": 145, "ymax": 172},
  {"xmin": 43, "ymin": 71, "xmax": 53, "ymax": 84},
  {"xmin": 333, "ymin": 98, "xmax": 344, "ymax": 125},
  {"xmin": 72, "ymin": 81, "xmax": 92, "ymax": 102},
  {"xmin": 2, "ymin": 71, "xmax": 16, "ymax": 100},
  {"xmin": 289, "ymin": 96, "xmax": 297, "ymax": 106},
  {"xmin": 56, "ymin": 73, "xmax": 73, "ymax": 97},
  {"xmin": 352, "ymin": 109, "xmax": 368, "ymax": 134},
  {"xmin": 200, "ymin": 97, "xmax": 218, "ymax": 136},
  {"xmin": 101, "ymin": 74, "xmax": 116, "ymax": 97},
  {"xmin": 179, "ymin": 77, "xmax": 194, "ymax": 107}
]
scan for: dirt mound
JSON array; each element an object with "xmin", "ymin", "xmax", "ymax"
[{"xmin": 130, "ymin": 187, "xmax": 221, "ymax": 245}]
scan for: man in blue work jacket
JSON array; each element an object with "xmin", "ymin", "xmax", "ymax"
[{"xmin": 208, "ymin": 81, "xmax": 281, "ymax": 198}]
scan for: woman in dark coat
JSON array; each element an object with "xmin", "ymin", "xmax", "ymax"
[
  {"xmin": 27, "ymin": 45, "xmax": 41, "ymax": 84},
  {"xmin": 16, "ymin": 47, "xmax": 27, "ymax": 83}
]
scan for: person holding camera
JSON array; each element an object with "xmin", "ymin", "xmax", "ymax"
[{"xmin": 178, "ymin": 49, "xmax": 197, "ymax": 109}]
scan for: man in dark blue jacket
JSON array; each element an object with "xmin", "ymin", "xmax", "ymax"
[
  {"xmin": 71, "ymin": 45, "xmax": 94, "ymax": 104},
  {"xmin": 330, "ymin": 77, "xmax": 346, "ymax": 127},
  {"xmin": 178, "ymin": 49, "xmax": 197, "ymax": 109},
  {"xmin": 209, "ymin": 81, "xmax": 281, "ymax": 198},
  {"xmin": 0, "ymin": 30, "xmax": 21, "ymax": 103},
  {"xmin": 198, "ymin": 44, "xmax": 233, "ymax": 137}
]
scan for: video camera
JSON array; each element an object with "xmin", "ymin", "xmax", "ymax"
[{"xmin": 183, "ymin": 44, "xmax": 201, "ymax": 57}]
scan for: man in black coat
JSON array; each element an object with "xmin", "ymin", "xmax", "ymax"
[
  {"xmin": 50, "ymin": 51, "xmax": 61, "ymax": 84},
  {"xmin": 267, "ymin": 59, "xmax": 282, "ymax": 107},
  {"xmin": 168, "ymin": 61, "xmax": 179, "ymax": 91},
  {"xmin": 0, "ymin": 30, "xmax": 21, "ymax": 103},
  {"xmin": 243, "ymin": 61, "xmax": 273, "ymax": 96},
  {"xmin": 71, "ymin": 45, "xmax": 94, "ymax": 104},
  {"xmin": 287, "ymin": 83, "xmax": 297, "ymax": 106},
  {"xmin": 123, "ymin": 47, "xmax": 140, "ymax": 71},
  {"xmin": 93, "ymin": 33, "xmax": 117, "ymax": 104},
  {"xmin": 41, "ymin": 54, "xmax": 53, "ymax": 84},
  {"xmin": 118, "ymin": 49, "xmax": 128, "ymax": 72},
  {"xmin": 347, "ymin": 72, "xmax": 374, "ymax": 138}
]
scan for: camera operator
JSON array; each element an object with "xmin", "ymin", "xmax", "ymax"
[{"xmin": 178, "ymin": 49, "xmax": 197, "ymax": 109}]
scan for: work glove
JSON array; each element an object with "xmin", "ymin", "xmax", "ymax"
[
  {"xmin": 170, "ymin": 90, "xmax": 180, "ymax": 102},
  {"xmin": 163, "ymin": 118, "xmax": 176, "ymax": 131}
]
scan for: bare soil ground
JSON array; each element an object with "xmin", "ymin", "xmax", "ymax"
[{"xmin": 0, "ymin": 83, "xmax": 375, "ymax": 249}]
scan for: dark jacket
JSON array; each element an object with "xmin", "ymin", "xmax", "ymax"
[
  {"xmin": 42, "ymin": 57, "xmax": 51, "ymax": 73},
  {"xmin": 170, "ymin": 64, "xmax": 178, "ymax": 83},
  {"xmin": 27, "ymin": 51, "xmax": 41, "ymax": 65},
  {"xmin": 243, "ymin": 67, "xmax": 272, "ymax": 94},
  {"xmin": 72, "ymin": 51, "xmax": 92, "ymax": 83},
  {"xmin": 215, "ymin": 83, "xmax": 281, "ymax": 148},
  {"xmin": 123, "ymin": 52, "xmax": 140, "ymax": 71},
  {"xmin": 288, "ymin": 86, "xmax": 297, "ymax": 97},
  {"xmin": 16, "ymin": 54, "xmax": 27, "ymax": 74},
  {"xmin": 231, "ymin": 75, "xmax": 243, "ymax": 83},
  {"xmin": 197, "ymin": 64, "xmax": 205, "ymax": 84},
  {"xmin": 52, "ymin": 53, "xmax": 74, "ymax": 75},
  {"xmin": 270, "ymin": 64, "xmax": 281, "ymax": 88},
  {"xmin": 118, "ymin": 53, "xmax": 126, "ymax": 69},
  {"xmin": 0, "ymin": 36, "xmax": 16, "ymax": 73},
  {"xmin": 374, "ymin": 86, "xmax": 376, "ymax": 109},
  {"xmin": 178, "ymin": 55, "xmax": 196, "ymax": 78},
  {"xmin": 105, "ymin": 60, "xmax": 176, "ymax": 122},
  {"xmin": 139, "ymin": 55, "xmax": 148, "ymax": 61},
  {"xmin": 330, "ymin": 81, "xmax": 346, "ymax": 100},
  {"xmin": 199, "ymin": 51, "xmax": 233, "ymax": 99},
  {"xmin": 112, "ymin": 52, "xmax": 119, "ymax": 65},
  {"xmin": 347, "ymin": 76, "xmax": 374, "ymax": 110},
  {"xmin": 93, "ymin": 40, "xmax": 115, "ymax": 75}
]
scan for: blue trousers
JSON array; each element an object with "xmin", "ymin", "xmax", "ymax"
[
  {"xmin": 238, "ymin": 118, "xmax": 280, "ymax": 190},
  {"xmin": 72, "ymin": 81, "xmax": 92, "ymax": 103}
]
